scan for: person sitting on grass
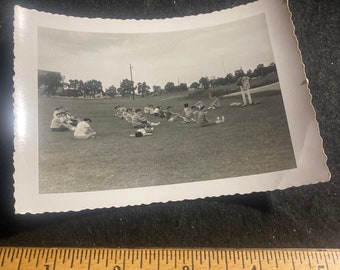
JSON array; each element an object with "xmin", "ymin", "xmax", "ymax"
[
  {"xmin": 183, "ymin": 103, "xmax": 196, "ymax": 123},
  {"xmin": 122, "ymin": 108, "xmax": 133, "ymax": 123},
  {"xmin": 194, "ymin": 100, "xmax": 204, "ymax": 110},
  {"xmin": 52, "ymin": 106, "xmax": 65, "ymax": 118},
  {"xmin": 114, "ymin": 105, "xmax": 126, "ymax": 118},
  {"xmin": 74, "ymin": 118, "xmax": 96, "ymax": 139},
  {"xmin": 65, "ymin": 110, "xmax": 79, "ymax": 127},
  {"xmin": 158, "ymin": 106, "xmax": 165, "ymax": 118},
  {"xmin": 208, "ymin": 92, "xmax": 222, "ymax": 110},
  {"xmin": 50, "ymin": 111, "xmax": 76, "ymax": 131},
  {"xmin": 153, "ymin": 106, "xmax": 163, "ymax": 117},
  {"xmin": 165, "ymin": 106, "xmax": 183, "ymax": 122},
  {"xmin": 197, "ymin": 106, "xmax": 224, "ymax": 127},
  {"xmin": 149, "ymin": 105, "xmax": 154, "ymax": 115},
  {"xmin": 144, "ymin": 104, "xmax": 151, "ymax": 114},
  {"xmin": 131, "ymin": 109, "xmax": 160, "ymax": 128}
]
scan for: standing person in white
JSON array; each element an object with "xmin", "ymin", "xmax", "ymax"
[
  {"xmin": 239, "ymin": 76, "xmax": 253, "ymax": 106},
  {"xmin": 74, "ymin": 118, "xmax": 96, "ymax": 139}
]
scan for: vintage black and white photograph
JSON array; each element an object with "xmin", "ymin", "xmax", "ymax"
[
  {"xmin": 13, "ymin": 0, "xmax": 329, "ymax": 213},
  {"xmin": 37, "ymin": 13, "xmax": 295, "ymax": 194}
]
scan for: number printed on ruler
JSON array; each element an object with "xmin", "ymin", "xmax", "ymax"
[{"xmin": 0, "ymin": 248, "xmax": 339, "ymax": 270}]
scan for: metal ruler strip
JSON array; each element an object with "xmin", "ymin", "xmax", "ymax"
[{"xmin": 0, "ymin": 248, "xmax": 339, "ymax": 270}]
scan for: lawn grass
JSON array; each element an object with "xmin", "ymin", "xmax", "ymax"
[{"xmin": 38, "ymin": 89, "xmax": 296, "ymax": 193}]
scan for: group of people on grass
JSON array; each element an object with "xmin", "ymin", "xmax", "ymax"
[
  {"xmin": 50, "ymin": 107, "xmax": 96, "ymax": 139},
  {"xmin": 50, "ymin": 77, "xmax": 256, "ymax": 139},
  {"xmin": 113, "ymin": 100, "xmax": 225, "ymax": 137}
]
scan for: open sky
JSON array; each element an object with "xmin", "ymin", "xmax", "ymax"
[{"xmin": 38, "ymin": 13, "xmax": 275, "ymax": 90}]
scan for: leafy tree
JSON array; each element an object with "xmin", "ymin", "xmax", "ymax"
[
  {"xmin": 164, "ymin": 82, "xmax": 175, "ymax": 93},
  {"xmin": 267, "ymin": 63, "xmax": 277, "ymax": 74},
  {"xmin": 214, "ymin": 77, "xmax": 228, "ymax": 86},
  {"xmin": 253, "ymin": 64, "xmax": 265, "ymax": 77},
  {"xmin": 209, "ymin": 78, "xmax": 218, "ymax": 88},
  {"xmin": 190, "ymin": 82, "xmax": 200, "ymax": 89},
  {"xmin": 137, "ymin": 82, "xmax": 151, "ymax": 97},
  {"xmin": 120, "ymin": 79, "xmax": 135, "ymax": 97},
  {"xmin": 38, "ymin": 71, "xmax": 63, "ymax": 96},
  {"xmin": 105, "ymin": 85, "xmax": 117, "ymax": 97},
  {"xmin": 66, "ymin": 79, "xmax": 84, "ymax": 97},
  {"xmin": 225, "ymin": 73, "xmax": 236, "ymax": 84},
  {"xmin": 83, "ymin": 79, "xmax": 103, "ymax": 97},
  {"xmin": 246, "ymin": 69, "xmax": 253, "ymax": 77},
  {"xmin": 177, "ymin": 83, "xmax": 188, "ymax": 92},
  {"xmin": 150, "ymin": 85, "xmax": 163, "ymax": 96},
  {"xmin": 153, "ymin": 85, "xmax": 161, "ymax": 94},
  {"xmin": 199, "ymin": 77, "xmax": 210, "ymax": 89},
  {"xmin": 234, "ymin": 68, "xmax": 246, "ymax": 80}
]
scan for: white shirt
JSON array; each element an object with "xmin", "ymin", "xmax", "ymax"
[{"xmin": 74, "ymin": 121, "xmax": 91, "ymax": 136}]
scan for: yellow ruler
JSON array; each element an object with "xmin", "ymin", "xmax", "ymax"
[{"xmin": 0, "ymin": 247, "xmax": 339, "ymax": 270}]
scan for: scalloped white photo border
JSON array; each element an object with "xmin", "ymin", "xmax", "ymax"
[{"xmin": 13, "ymin": 0, "xmax": 330, "ymax": 214}]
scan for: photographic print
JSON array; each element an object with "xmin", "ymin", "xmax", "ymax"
[
  {"xmin": 13, "ymin": 0, "xmax": 329, "ymax": 213},
  {"xmin": 38, "ymin": 14, "xmax": 294, "ymax": 193}
]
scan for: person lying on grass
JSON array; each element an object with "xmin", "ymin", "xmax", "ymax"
[
  {"xmin": 197, "ymin": 106, "xmax": 224, "ymax": 127},
  {"xmin": 130, "ymin": 127, "xmax": 153, "ymax": 138},
  {"xmin": 131, "ymin": 109, "xmax": 160, "ymax": 128},
  {"xmin": 74, "ymin": 118, "xmax": 96, "ymax": 139},
  {"xmin": 50, "ymin": 111, "xmax": 76, "ymax": 131}
]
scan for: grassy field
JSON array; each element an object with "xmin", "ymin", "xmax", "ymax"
[{"xmin": 38, "ymin": 88, "xmax": 296, "ymax": 193}]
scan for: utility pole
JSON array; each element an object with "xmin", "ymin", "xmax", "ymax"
[{"xmin": 130, "ymin": 63, "xmax": 134, "ymax": 100}]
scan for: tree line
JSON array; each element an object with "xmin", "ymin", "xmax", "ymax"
[{"xmin": 38, "ymin": 63, "xmax": 276, "ymax": 98}]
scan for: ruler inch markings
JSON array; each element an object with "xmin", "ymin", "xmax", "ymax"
[
  {"xmin": 87, "ymin": 250, "xmax": 92, "ymax": 270},
  {"xmin": 331, "ymin": 251, "xmax": 336, "ymax": 264},
  {"xmin": 36, "ymin": 249, "xmax": 41, "ymax": 268},
  {"xmin": 10, "ymin": 248, "xmax": 15, "ymax": 262},
  {"xmin": 224, "ymin": 250, "xmax": 228, "ymax": 270},
  {"xmin": 324, "ymin": 253, "xmax": 329, "ymax": 270},
  {"xmin": 274, "ymin": 250, "xmax": 278, "ymax": 269},
  {"xmin": 1, "ymin": 248, "xmax": 340, "ymax": 270},
  {"xmin": 53, "ymin": 249, "xmax": 58, "ymax": 270},
  {"xmin": 106, "ymin": 249, "xmax": 109, "ymax": 268},
  {"xmin": 191, "ymin": 250, "xmax": 195, "ymax": 270},
  {"xmin": 306, "ymin": 252, "xmax": 312, "ymax": 268},
  {"xmin": 290, "ymin": 251, "xmax": 295, "ymax": 270},
  {"xmin": 258, "ymin": 250, "xmax": 262, "ymax": 270},
  {"xmin": 140, "ymin": 250, "xmax": 143, "ymax": 269},
  {"xmin": 17, "ymin": 249, "xmax": 23, "ymax": 270},
  {"xmin": 123, "ymin": 250, "xmax": 126, "ymax": 270},
  {"xmin": 241, "ymin": 250, "xmax": 245, "ymax": 268},
  {"xmin": 0, "ymin": 248, "xmax": 6, "ymax": 267},
  {"xmin": 157, "ymin": 250, "xmax": 160, "ymax": 270}
]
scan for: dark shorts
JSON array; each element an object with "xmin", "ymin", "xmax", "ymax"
[
  {"xmin": 51, "ymin": 127, "xmax": 68, "ymax": 131},
  {"xmin": 133, "ymin": 124, "xmax": 146, "ymax": 129}
]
